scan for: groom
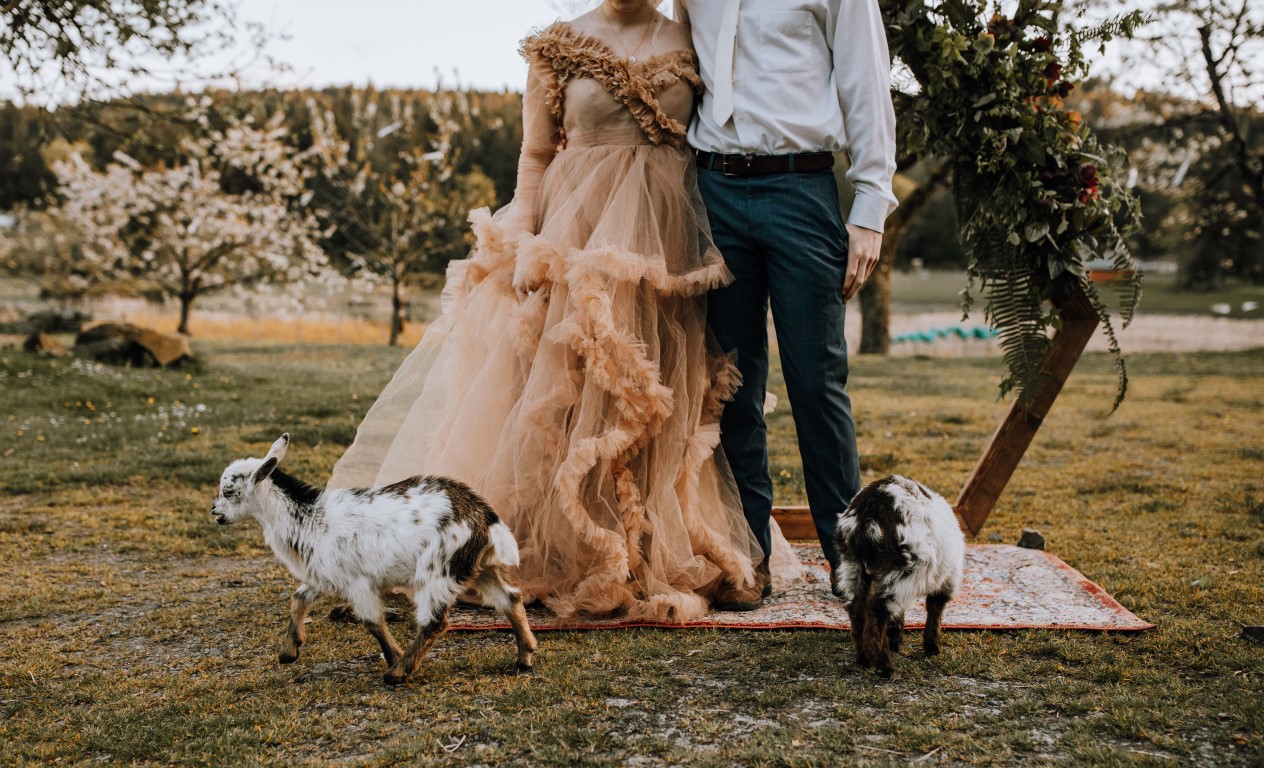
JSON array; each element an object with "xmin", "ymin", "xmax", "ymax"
[{"xmin": 676, "ymin": 0, "xmax": 898, "ymax": 609}]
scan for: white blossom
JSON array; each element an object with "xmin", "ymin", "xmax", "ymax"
[{"xmin": 50, "ymin": 109, "xmax": 338, "ymax": 333}]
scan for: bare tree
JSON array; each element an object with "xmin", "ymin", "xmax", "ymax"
[
  {"xmin": 858, "ymin": 160, "xmax": 951, "ymax": 354},
  {"xmin": 1, "ymin": 0, "xmax": 269, "ymax": 104},
  {"xmin": 1094, "ymin": 0, "xmax": 1263, "ymax": 284}
]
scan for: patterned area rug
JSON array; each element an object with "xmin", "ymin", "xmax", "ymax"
[{"xmin": 448, "ymin": 544, "xmax": 1153, "ymax": 632}]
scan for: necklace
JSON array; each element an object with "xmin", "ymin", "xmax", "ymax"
[{"xmin": 599, "ymin": 4, "xmax": 659, "ymax": 63}]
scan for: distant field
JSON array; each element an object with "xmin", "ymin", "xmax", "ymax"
[
  {"xmin": 4, "ymin": 271, "xmax": 1263, "ymax": 336},
  {"xmin": 892, "ymin": 270, "xmax": 1264, "ymax": 319}
]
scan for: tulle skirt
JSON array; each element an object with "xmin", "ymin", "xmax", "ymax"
[{"xmin": 330, "ymin": 140, "xmax": 801, "ymax": 622}]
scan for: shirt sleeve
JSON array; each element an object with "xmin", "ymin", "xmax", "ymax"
[{"xmin": 832, "ymin": 0, "xmax": 899, "ymax": 233}]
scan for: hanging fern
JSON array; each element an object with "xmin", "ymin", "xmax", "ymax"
[
  {"xmin": 1070, "ymin": 12, "xmax": 1149, "ymax": 49},
  {"xmin": 882, "ymin": 0, "xmax": 1144, "ymax": 411},
  {"xmin": 975, "ymin": 242, "xmax": 1054, "ymax": 404}
]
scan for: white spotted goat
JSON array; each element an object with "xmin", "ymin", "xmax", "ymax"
[
  {"xmin": 210, "ymin": 434, "xmax": 536, "ymax": 685},
  {"xmin": 831, "ymin": 475, "xmax": 965, "ymax": 677}
]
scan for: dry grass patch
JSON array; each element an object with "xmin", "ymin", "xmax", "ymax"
[{"xmin": 0, "ymin": 343, "xmax": 1261, "ymax": 766}]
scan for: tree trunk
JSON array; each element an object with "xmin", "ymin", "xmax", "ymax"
[
  {"xmin": 177, "ymin": 293, "xmax": 193, "ymax": 336},
  {"xmin": 388, "ymin": 273, "xmax": 404, "ymax": 347},
  {"xmin": 858, "ymin": 239, "xmax": 897, "ymax": 354},
  {"xmin": 857, "ymin": 161, "xmax": 953, "ymax": 354}
]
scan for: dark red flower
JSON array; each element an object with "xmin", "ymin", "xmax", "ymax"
[
  {"xmin": 1044, "ymin": 62, "xmax": 1062, "ymax": 83},
  {"xmin": 1078, "ymin": 164, "xmax": 1100, "ymax": 203},
  {"xmin": 1032, "ymin": 36, "xmax": 1053, "ymax": 52},
  {"xmin": 1055, "ymin": 80, "xmax": 1075, "ymax": 98}
]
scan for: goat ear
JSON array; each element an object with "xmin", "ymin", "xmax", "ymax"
[
  {"xmin": 264, "ymin": 433, "xmax": 290, "ymax": 463},
  {"xmin": 254, "ymin": 456, "xmax": 278, "ymax": 484}
]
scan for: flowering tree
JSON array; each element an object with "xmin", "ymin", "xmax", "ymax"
[
  {"xmin": 52, "ymin": 110, "xmax": 329, "ymax": 334},
  {"xmin": 306, "ymin": 89, "xmax": 496, "ymax": 345},
  {"xmin": 880, "ymin": 0, "xmax": 1146, "ymax": 409}
]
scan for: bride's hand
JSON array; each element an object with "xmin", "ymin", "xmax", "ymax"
[{"xmin": 512, "ymin": 256, "xmax": 541, "ymax": 301}]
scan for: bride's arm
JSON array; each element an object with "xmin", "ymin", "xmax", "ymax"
[
  {"xmin": 509, "ymin": 57, "xmax": 561, "ymax": 297},
  {"xmin": 507, "ymin": 59, "xmax": 560, "ymax": 237}
]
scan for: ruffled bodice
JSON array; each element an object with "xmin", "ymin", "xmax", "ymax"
[{"xmin": 520, "ymin": 22, "xmax": 703, "ymax": 148}]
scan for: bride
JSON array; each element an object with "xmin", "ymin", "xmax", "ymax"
[{"xmin": 329, "ymin": 0, "xmax": 799, "ymax": 623}]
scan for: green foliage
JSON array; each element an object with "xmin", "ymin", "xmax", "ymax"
[
  {"xmin": 883, "ymin": 0, "xmax": 1146, "ymax": 409},
  {"xmin": 0, "ymin": 102, "xmax": 58, "ymax": 208},
  {"xmin": 1074, "ymin": 81, "xmax": 1264, "ymax": 290}
]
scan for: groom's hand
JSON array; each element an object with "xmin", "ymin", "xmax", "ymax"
[{"xmin": 842, "ymin": 223, "xmax": 882, "ymax": 302}]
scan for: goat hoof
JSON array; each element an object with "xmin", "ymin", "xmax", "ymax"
[
  {"xmin": 856, "ymin": 654, "xmax": 872, "ymax": 668},
  {"xmin": 516, "ymin": 661, "xmax": 535, "ymax": 674},
  {"xmin": 383, "ymin": 670, "xmax": 408, "ymax": 686},
  {"xmin": 279, "ymin": 651, "xmax": 299, "ymax": 664},
  {"xmin": 875, "ymin": 665, "xmax": 894, "ymax": 679},
  {"xmin": 924, "ymin": 644, "xmax": 942, "ymax": 656}
]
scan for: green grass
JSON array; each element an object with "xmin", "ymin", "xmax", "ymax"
[{"xmin": 1, "ymin": 342, "xmax": 1262, "ymax": 766}]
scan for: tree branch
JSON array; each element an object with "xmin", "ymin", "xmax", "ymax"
[
  {"xmin": 1199, "ymin": 23, "xmax": 1264, "ymax": 209},
  {"xmin": 890, "ymin": 161, "xmax": 953, "ymax": 228}
]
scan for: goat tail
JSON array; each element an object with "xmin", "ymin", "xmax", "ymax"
[{"xmin": 488, "ymin": 522, "xmax": 520, "ymax": 568}]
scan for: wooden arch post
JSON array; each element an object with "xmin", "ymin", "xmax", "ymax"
[
  {"xmin": 771, "ymin": 279, "xmax": 1100, "ymax": 541},
  {"xmin": 952, "ymin": 280, "xmax": 1100, "ymax": 536}
]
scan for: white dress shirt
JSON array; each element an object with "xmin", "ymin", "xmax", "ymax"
[{"xmin": 675, "ymin": 0, "xmax": 899, "ymax": 233}]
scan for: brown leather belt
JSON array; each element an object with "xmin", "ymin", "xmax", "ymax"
[{"xmin": 695, "ymin": 150, "xmax": 835, "ymax": 176}]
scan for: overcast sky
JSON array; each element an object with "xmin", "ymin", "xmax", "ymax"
[
  {"xmin": 0, "ymin": 0, "xmax": 1181, "ymax": 104},
  {"xmin": 240, "ymin": 0, "xmax": 593, "ymax": 93},
  {"xmin": 231, "ymin": 0, "xmax": 691, "ymax": 94}
]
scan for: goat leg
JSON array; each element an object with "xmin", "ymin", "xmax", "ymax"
[
  {"xmin": 384, "ymin": 607, "xmax": 450, "ymax": 686},
  {"xmin": 887, "ymin": 611, "xmax": 905, "ymax": 654},
  {"xmin": 362, "ymin": 617, "xmax": 405, "ymax": 669},
  {"xmin": 848, "ymin": 573, "xmax": 870, "ymax": 667},
  {"xmin": 476, "ymin": 568, "xmax": 538, "ymax": 672},
  {"xmin": 864, "ymin": 594, "xmax": 895, "ymax": 678},
  {"xmin": 505, "ymin": 595, "xmax": 537, "ymax": 672},
  {"xmin": 280, "ymin": 584, "xmax": 317, "ymax": 664},
  {"xmin": 924, "ymin": 590, "xmax": 950, "ymax": 656}
]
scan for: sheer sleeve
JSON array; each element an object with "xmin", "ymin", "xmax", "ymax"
[
  {"xmin": 508, "ymin": 57, "xmax": 560, "ymax": 236},
  {"xmin": 509, "ymin": 53, "xmax": 561, "ymax": 295}
]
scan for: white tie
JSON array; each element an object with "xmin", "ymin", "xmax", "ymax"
[{"xmin": 711, "ymin": 0, "xmax": 740, "ymax": 125}]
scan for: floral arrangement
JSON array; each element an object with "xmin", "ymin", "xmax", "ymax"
[{"xmin": 883, "ymin": 0, "xmax": 1146, "ymax": 409}]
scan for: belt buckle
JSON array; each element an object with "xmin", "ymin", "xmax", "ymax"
[{"xmin": 721, "ymin": 153, "xmax": 755, "ymax": 177}]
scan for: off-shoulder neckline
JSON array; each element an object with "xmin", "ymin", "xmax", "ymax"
[{"xmin": 540, "ymin": 20, "xmax": 695, "ymax": 69}]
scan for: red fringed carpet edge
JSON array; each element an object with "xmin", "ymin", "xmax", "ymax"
[{"xmin": 447, "ymin": 544, "xmax": 1154, "ymax": 633}]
